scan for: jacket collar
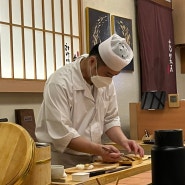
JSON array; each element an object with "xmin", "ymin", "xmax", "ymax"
[
  {"xmin": 72, "ymin": 55, "xmax": 89, "ymax": 91},
  {"xmin": 72, "ymin": 55, "xmax": 95, "ymax": 101}
]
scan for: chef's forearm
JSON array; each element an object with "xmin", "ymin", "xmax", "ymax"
[
  {"xmin": 67, "ymin": 136, "xmax": 103, "ymax": 156},
  {"xmin": 67, "ymin": 135, "xmax": 125, "ymax": 163},
  {"xmin": 106, "ymin": 126, "xmax": 128, "ymax": 145}
]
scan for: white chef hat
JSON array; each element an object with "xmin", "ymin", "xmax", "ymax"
[{"xmin": 98, "ymin": 34, "xmax": 133, "ymax": 71}]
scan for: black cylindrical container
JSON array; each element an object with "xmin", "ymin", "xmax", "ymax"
[{"xmin": 151, "ymin": 129, "xmax": 185, "ymax": 185}]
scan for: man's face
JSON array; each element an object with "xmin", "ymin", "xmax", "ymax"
[
  {"xmin": 88, "ymin": 56, "xmax": 120, "ymax": 80},
  {"xmin": 96, "ymin": 64, "xmax": 120, "ymax": 78}
]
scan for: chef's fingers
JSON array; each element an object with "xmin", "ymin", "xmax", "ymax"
[
  {"xmin": 123, "ymin": 140, "xmax": 144, "ymax": 157},
  {"xmin": 109, "ymin": 152, "xmax": 122, "ymax": 160},
  {"xmin": 101, "ymin": 146, "xmax": 121, "ymax": 163},
  {"xmin": 102, "ymin": 145, "xmax": 120, "ymax": 153},
  {"xmin": 130, "ymin": 142, "xmax": 144, "ymax": 157},
  {"xmin": 137, "ymin": 145, "xmax": 145, "ymax": 157},
  {"xmin": 108, "ymin": 145, "xmax": 120, "ymax": 153},
  {"xmin": 102, "ymin": 152, "xmax": 121, "ymax": 163}
]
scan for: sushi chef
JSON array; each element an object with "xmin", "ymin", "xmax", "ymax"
[{"xmin": 35, "ymin": 34, "xmax": 144, "ymax": 168}]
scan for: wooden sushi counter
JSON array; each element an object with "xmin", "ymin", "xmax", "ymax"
[
  {"xmin": 51, "ymin": 155, "xmax": 151, "ymax": 185},
  {"xmin": 0, "ymin": 121, "xmax": 151, "ymax": 185}
]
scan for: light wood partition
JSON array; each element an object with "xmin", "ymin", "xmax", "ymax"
[
  {"xmin": 172, "ymin": 0, "xmax": 185, "ymax": 45},
  {"xmin": 130, "ymin": 101, "xmax": 185, "ymax": 140},
  {"xmin": 0, "ymin": 0, "xmax": 83, "ymax": 92}
]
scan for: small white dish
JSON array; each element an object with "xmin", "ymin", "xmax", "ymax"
[
  {"xmin": 51, "ymin": 165, "xmax": 64, "ymax": 180},
  {"xmin": 72, "ymin": 172, "xmax": 90, "ymax": 182}
]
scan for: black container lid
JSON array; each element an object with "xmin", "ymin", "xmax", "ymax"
[{"xmin": 155, "ymin": 129, "xmax": 183, "ymax": 147}]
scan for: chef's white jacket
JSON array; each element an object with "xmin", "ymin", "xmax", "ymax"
[{"xmin": 35, "ymin": 55, "xmax": 121, "ymax": 156}]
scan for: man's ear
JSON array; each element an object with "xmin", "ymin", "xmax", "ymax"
[{"xmin": 89, "ymin": 56, "xmax": 97, "ymax": 68}]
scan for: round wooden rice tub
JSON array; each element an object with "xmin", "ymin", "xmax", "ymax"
[
  {"xmin": 0, "ymin": 122, "xmax": 51, "ymax": 185},
  {"xmin": 24, "ymin": 142, "xmax": 51, "ymax": 185},
  {"xmin": 0, "ymin": 122, "xmax": 35, "ymax": 185}
]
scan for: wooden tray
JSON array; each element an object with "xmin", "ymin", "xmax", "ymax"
[{"xmin": 65, "ymin": 162, "xmax": 119, "ymax": 174}]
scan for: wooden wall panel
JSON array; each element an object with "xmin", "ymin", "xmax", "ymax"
[
  {"xmin": 180, "ymin": 47, "xmax": 185, "ymax": 74},
  {"xmin": 172, "ymin": 0, "xmax": 185, "ymax": 45},
  {"xmin": 130, "ymin": 101, "xmax": 185, "ymax": 140}
]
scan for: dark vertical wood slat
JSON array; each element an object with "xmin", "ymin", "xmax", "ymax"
[
  {"xmin": 20, "ymin": 0, "xmax": 26, "ymax": 79},
  {"xmin": 42, "ymin": 0, "xmax": 47, "ymax": 79},
  {"xmin": 60, "ymin": 0, "xmax": 65, "ymax": 66},
  {"xmin": 78, "ymin": 0, "xmax": 83, "ymax": 54},
  {"xmin": 69, "ymin": 0, "xmax": 73, "ymax": 62},
  {"xmin": 9, "ymin": 0, "xmax": 14, "ymax": 78},
  {"xmin": 0, "ymin": 21, "xmax": 1, "ymax": 78},
  {"xmin": 51, "ymin": 0, "xmax": 57, "ymax": 71},
  {"xmin": 31, "ymin": 0, "xmax": 37, "ymax": 79}
]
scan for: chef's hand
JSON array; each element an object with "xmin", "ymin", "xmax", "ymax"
[
  {"xmin": 121, "ymin": 139, "xmax": 144, "ymax": 157},
  {"xmin": 100, "ymin": 145, "xmax": 121, "ymax": 163}
]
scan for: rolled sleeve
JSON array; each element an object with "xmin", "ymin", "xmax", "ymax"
[
  {"xmin": 104, "ymin": 116, "xmax": 121, "ymax": 132},
  {"xmin": 103, "ymin": 84, "xmax": 121, "ymax": 132}
]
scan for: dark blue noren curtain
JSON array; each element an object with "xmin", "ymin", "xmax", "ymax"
[{"xmin": 136, "ymin": 0, "xmax": 177, "ymax": 95}]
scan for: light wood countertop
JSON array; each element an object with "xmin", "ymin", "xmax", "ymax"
[{"xmin": 51, "ymin": 156, "xmax": 151, "ymax": 185}]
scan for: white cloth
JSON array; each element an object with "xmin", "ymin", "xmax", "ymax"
[{"xmin": 35, "ymin": 55, "xmax": 121, "ymax": 158}]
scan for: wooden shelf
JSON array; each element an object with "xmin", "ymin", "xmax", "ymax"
[{"xmin": 0, "ymin": 79, "xmax": 45, "ymax": 93}]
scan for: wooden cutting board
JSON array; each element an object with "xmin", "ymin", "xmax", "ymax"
[
  {"xmin": 65, "ymin": 162, "xmax": 119, "ymax": 174},
  {"xmin": 119, "ymin": 154, "xmax": 143, "ymax": 166}
]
